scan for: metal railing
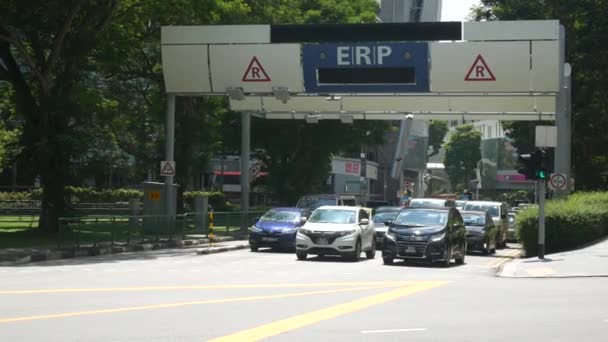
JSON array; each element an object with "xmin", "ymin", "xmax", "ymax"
[{"xmin": 57, "ymin": 211, "xmax": 265, "ymax": 249}]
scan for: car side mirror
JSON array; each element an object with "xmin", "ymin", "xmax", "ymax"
[
  {"xmin": 300, "ymin": 216, "xmax": 307, "ymax": 223},
  {"xmin": 251, "ymin": 216, "xmax": 260, "ymax": 224},
  {"xmin": 359, "ymin": 218, "xmax": 369, "ymax": 225},
  {"xmin": 384, "ymin": 220, "xmax": 393, "ymax": 226}
]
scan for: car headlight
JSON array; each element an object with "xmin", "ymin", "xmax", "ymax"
[
  {"xmin": 430, "ymin": 232, "xmax": 446, "ymax": 242},
  {"xmin": 251, "ymin": 226, "xmax": 262, "ymax": 233},
  {"xmin": 298, "ymin": 228, "xmax": 311, "ymax": 236},
  {"xmin": 282, "ymin": 227, "xmax": 298, "ymax": 233},
  {"xmin": 385, "ymin": 230, "xmax": 396, "ymax": 240},
  {"xmin": 336, "ymin": 229, "xmax": 355, "ymax": 237}
]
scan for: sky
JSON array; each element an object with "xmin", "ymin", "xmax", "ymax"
[{"xmin": 440, "ymin": 0, "xmax": 482, "ymax": 22}]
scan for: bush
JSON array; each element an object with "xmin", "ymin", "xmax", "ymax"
[
  {"xmin": 183, "ymin": 191, "xmax": 229, "ymax": 211},
  {"xmin": 516, "ymin": 191, "xmax": 608, "ymax": 256}
]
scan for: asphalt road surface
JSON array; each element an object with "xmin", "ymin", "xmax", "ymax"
[{"xmin": 1, "ymin": 244, "xmax": 607, "ymax": 341}]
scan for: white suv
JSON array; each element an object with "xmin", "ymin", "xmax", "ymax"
[{"xmin": 295, "ymin": 206, "xmax": 376, "ymax": 261}]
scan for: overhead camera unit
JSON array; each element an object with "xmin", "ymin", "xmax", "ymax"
[
  {"xmin": 339, "ymin": 114, "xmax": 354, "ymax": 124},
  {"xmin": 226, "ymin": 87, "xmax": 246, "ymax": 101},
  {"xmin": 272, "ymin": 87, "xmax": 290, "ymax": 103},
  {"xmin": 305, "ymin": 114, "xmax": 321, "ymax": 124}
]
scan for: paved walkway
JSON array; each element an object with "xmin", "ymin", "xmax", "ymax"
[{"xmin": 499, "ymin": 237, "xmax": 608, "ymax": 278}]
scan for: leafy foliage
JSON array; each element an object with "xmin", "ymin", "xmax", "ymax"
[
  {"xmin": 471, "ymin": 0, "xmax": 608, "ymax": 190},
  {"xmin": 516, "ymin": 191, "xmax": 608, "ymax": 256},
  {"xmin": 444, "ymin": 124, "xmax": 482, "ymax": 190},
  {"xmin": 427, "ymin": 120, "xmax": 448, "ymax": 157}
]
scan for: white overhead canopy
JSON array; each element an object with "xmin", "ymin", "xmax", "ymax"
[{"xmin": 161, "ymin": 20, "xmax": 562, "ymax": 121}]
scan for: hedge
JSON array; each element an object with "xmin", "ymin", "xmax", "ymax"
[
  {"xmin": 516, "ymin": 191, "xmax": 608, "ymax": 257},
  {"xmin": 0, "ymin": 188, "xmax": 229, "ymax": 211}
]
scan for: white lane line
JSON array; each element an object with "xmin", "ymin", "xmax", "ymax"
[{"xmin": 361, "ymin": 328, "xmax": 427, "ymax": 334}]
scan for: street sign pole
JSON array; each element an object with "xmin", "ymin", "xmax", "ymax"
[
  {"xmin": 165, "ymin": 94, "xmax": 176, "ymax": 231},
  {"xmin": 538, "ymin": 179, "xmax": 546, "ymax": 259},
  {"xmin": 240, "ymin": 112, "xmax": 251, "ymax": 232}
]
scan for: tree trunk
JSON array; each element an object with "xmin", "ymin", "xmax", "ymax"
[{"xmin": 36, "ymin": 99, "xmax": 70, "ymax": 234}]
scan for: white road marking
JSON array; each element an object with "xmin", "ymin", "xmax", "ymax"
[{"xmin": 361, "ymin": 328, "xmax": 427, "ymax": 334}]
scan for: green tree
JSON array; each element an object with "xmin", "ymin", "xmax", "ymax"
[
  {"xmin": 0, "ymin": 85, "xmax": 22, "ymax": 169},
  {"xmin": 444, "ymin": 125, "xmax": 482, "ymax": 190},
  {"xmin": 471, "ymin": 0, "xmax": 608, "ymax": 190},
  {"xmin": 427, "ymin": 120, "xmax": 448, "ymax": 158},
  {"xmin": 1, "ymin": 0, "xmax": 118, "ymax": 233}
]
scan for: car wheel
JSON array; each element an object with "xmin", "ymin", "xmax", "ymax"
[
  {"xmin": 482, "ymin": 239, "xmax": 490, "ymax": 255},
  {"xmin": 349, "ymin": 240, "xmax": 361, "ymax": 262},
  {"xmin": 441, "ymin": 246, "xmax": 451, "ymax": 268},
  {"xmin": 365, "ymin": 239, "xmax": 376, "ymax": 259},
  {"xmin": 382, "ymin": 256, "xmax": 393, "ymax": 265},
  {"xmin": 296, "ymin": 250, "xmax": 307, "ymax": 260},
  {"xmin": 250, "ymin": 244, "xmax": 258, "ymax": 252},
  {"xmin": 455, "ymin": 251, "xmax": 465, "ymax": 265}
]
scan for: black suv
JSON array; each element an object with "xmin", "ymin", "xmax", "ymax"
[{"xmin": 382, "ymin": 207, "xmax": 467, "ymax": 267}]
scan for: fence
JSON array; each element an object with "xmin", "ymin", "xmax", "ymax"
[{"xmin": 57, "ymin": 211, "xmax": 265, "ymax": 249}]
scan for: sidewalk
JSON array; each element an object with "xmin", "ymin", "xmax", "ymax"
[
  {"xmin": 0, "ymin": 236, "xmax": 250, "ymax": 266},
  {"xmin": 499, "ymin": 237, "xmax": 608, "ymax": 278}
]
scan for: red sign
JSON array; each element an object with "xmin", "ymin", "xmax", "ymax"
[
  {"xmin": 344, "ymin": 162, "xmax": 361, "ymax": 175},
  {"xmin": 242, "ymin": 56, "xmax": 271, "ymax": 82},
  {"xmin": 465, "ymin": 54, "xmax": 496, "ymax": 81}
]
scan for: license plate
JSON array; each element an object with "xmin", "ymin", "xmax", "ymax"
[
  {"xmin": 316, "ymin": 237, "xmax": 329, "ymax": 245},
  {"xmin": 405, "ymin": 246, "xmax": 416, "ymax": 254},
  {"xmin": 261, "ymin": 237, "xmax": 278, "ymax": 242}
]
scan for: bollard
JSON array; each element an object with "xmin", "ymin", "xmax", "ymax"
[{"xmin": 208, "ymin": 211, "xmax": 214, "ymax": 247}]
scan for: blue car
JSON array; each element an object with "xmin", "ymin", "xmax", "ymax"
[{"xmin": 249, "ymin": 208, "xmax": 310, "ymax": 252}]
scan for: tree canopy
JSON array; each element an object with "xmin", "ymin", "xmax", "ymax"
[
  {"xmin": 444, "ymin": 124, "xmax": 482, "ymax": 191},
  {"xmin": 472, "ymin": 0, "xmax": 608, "ymax": 190},
  {"xmin": 0, "ymin": 0, "xmax": 386, "ymax": 231}
]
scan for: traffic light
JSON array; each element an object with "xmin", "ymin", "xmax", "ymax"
[{"xmin": 517, "ymin": 149, "xmax": 548, "ymax": 180}]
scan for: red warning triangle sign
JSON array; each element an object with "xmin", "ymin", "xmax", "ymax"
[
  {"xmin": 160, "ymin": 161, "xmax": 175, "ymax": 176},
  {"xmin": 242, "ymin": 56, "xmax": 271, "ymax": 82},
  {"xmin": 465, "ymin": 54, "xmax": 496, "ymax": 81}
]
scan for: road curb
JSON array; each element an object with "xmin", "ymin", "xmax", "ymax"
[
  {"xmin": 0, "ymin": 236, "xmax": 240, "ymax": 266},
  {"xmin": 195, "ymin": 243, "xmax": 250, "ymax": 255}
]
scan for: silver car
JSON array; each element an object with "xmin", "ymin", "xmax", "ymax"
[{"xmin": 371, "ymin": 208, "xmax": 401, "ymax": 244}]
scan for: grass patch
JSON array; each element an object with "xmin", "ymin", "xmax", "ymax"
[{"xmin": 0, "ymin": 228, "xmax": 57, "ymax": 249}]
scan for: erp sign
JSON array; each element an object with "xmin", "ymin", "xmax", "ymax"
[{"xmin": 303, "ymin": 42, "xmax": 429, "ymax": 93}]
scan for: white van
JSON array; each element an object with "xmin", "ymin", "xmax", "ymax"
[{"xmin": 462, "ymin": 201, "xmax": 509, "ymax": 248}]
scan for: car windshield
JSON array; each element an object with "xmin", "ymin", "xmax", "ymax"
[
  {"xmin": 297, "ymin": 197, "xmax": 336, "ymax": 209},
  {"xmin": 394, "ymin": 210, "xmax": 448, "ymax": 227},
  {"xmin": 372, "ymin": 212, "xmax": 399, "ymax": 222},
  {"xmin": 259, "ymin": 210, "xmax": 298, "ymax": 222},
  {"xmin": 462, "ymin": 214, "xmax": 485, "ymax": 226},
  {"xmin": 464, "ymin": 204, "xmax": 500, "ymax": 217},
  {"xmin": 409, "ymin": 200, "xmax": 445, "ymax": 208},
  {"xmin": 308, "ymin": 209, "xmax": 355, "ymax": 224}
]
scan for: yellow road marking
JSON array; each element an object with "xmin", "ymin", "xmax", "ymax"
[
  {"xmin": 208, "ymin": 281, "xmax": 448, "ymax": 342},
  {"xmin": 0, "ymin": 284, "xmax": 405, "ymax": 324},
  {"xmin": 486, "ymin": 249, "xmax": 522, "ymax": 268},
  {"xmin": 0, "ymin": 281, "xmax": 417, "ymax": 295}
]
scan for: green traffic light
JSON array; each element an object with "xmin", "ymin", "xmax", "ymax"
[{"xmin": 537, "ymin": 170, "xmax": 547, "ymax": 179}]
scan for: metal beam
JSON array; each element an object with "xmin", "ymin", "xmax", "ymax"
[
  {"xmin": 240, "ymin": 112, "xmax": 251, "ymax": 231},
  {"xmin": 554, "ymin": 26, "xmax": 571, "ymax": 195}
]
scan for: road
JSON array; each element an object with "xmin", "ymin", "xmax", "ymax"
[{"xmin": 1, "ymin": 245, "xmax": 607, "ymax": 341}]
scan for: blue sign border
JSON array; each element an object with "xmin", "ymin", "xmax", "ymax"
[{"xmin": 303, "ymin": 42, "xmax": 429, "ymax": 93}]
